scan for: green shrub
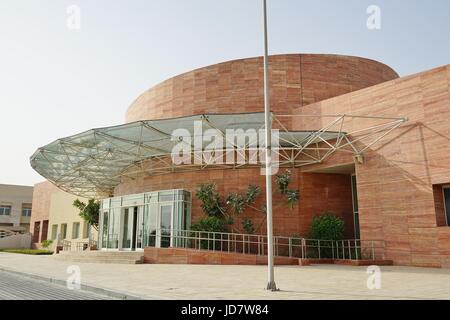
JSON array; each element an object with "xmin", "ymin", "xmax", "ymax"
[
  {"xmin": 41, "ymin": 239, "xmax": 53, "ymax": 249},
  {"xmin": 242, "ymin": 218, "xmax": 255, "ymax": 234},
  {"xmin": 191, "ymin": 216, "xmax": 227, "ymax": 250},
  {"xmin": 310, "ymin": 213, "xmax": 345, "ymax": 241},
  {"xmin": 191, "ymin": 216, "xmax": 228, "ymax": 233},
  {"xmin": 0, "ymin": 249, "xmax": 53, "ymax": 255}
]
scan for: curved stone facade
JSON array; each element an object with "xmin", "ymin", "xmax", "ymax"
[
  {"xmin": 118, "ymin": 54, "xmax": 398, "ymax": 239},
  {"xmin": 126, "ymin": 54, "xmax": 398, "ymax": 123}
]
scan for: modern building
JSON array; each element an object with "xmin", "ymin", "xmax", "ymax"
[
  {"xmin": 0, "ymin": 184, "xmax": 33, "ymax": 233},
  {"xmin": 30, "ymin": 54, "xmax": 450, "ymax": 267},
  {"xmin": 30, "ymin": 181, "xmax": 97, "ymax": 249}
]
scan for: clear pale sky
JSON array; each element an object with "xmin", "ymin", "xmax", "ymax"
[{"xmin": 0, "ymin": 0, "xmax": 449, "ymax": 186}]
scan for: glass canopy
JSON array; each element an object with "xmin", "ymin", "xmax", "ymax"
[{"xmin": 30, "ymin": 112, "xmax": 406, "ymax": 199}]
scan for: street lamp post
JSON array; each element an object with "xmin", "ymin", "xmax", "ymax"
[{"xmin": 262, "ymin": 0, "xmax": 277, "ymax": 292}]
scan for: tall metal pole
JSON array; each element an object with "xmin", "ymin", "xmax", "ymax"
[{"xmin": 262, "ymin": 0, "xmax": 277, "ymax": 292}]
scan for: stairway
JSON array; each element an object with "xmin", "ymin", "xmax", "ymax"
[
  {"xmin": 0, "ymin": 228, "xmax": 18, "ymax": 239},
  {"xmin": 55, "ymin": 251, "xmax": 144, "ymax": 264}
]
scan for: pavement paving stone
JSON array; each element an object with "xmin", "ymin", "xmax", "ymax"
[{"xmin": 0, "ymin": 252, "xmax": 449, "ymax": 300}]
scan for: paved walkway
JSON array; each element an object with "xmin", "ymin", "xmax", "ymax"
[
  {"xmin": 0, "ymin": 270, "xmax": 111, "ymax": 300},
  {"xmin": 0, "ymin": 252, "xmax": 450, "ymax": 300}
]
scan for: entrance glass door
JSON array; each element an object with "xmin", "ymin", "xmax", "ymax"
[
  {"xmin": 135, "ymin": 206, "xmax": 144, "ymax": 250},
  {"xmin": 121, "ymin": 207, "xmax": 138, "ymax": 250},
  {"xmin": 99, "ymin": 190, "xmax": 191, "ymax": 251},
  {"xmin": 157, "ymin": 204, "xmax": 173, "ymax": 248}
]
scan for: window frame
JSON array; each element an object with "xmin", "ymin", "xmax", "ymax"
[
  {"xmin": 22, "ymin": 207, "xmax": 32, "ymax": 217},
  {"xmin": 61, "ymin": 223, "xmax": 68, "ymax": 239},
  {"xmin": 72, "ymin": 222, "xmax": 80, "ymax": 239},
  {"xmin": 443, "ymin": 185, "xmax": 450, "ymax": 227},
  {"xmin": 51, "ymin": 224, "xmax": 58, "ymax": 240},
  {"xmin": 82, "ymin": 221, "xmax": 89, "ymax": 239},
  {"xmin": 0, "ymin": 205, "xmax": 12, "ymax": 216}
]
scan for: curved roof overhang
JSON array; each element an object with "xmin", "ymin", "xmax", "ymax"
[{"xmin": 30, "ymin": 112, "xmax": 407, "ymax": 199}]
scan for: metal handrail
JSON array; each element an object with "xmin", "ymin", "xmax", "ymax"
[{"xmin": 134, "ymin": 228, "xmax": 385, "ymax": 261}]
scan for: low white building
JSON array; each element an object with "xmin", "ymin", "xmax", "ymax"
[{"xmin": 0, "ymin": 184, "xmax": 33, "ymax": 233}]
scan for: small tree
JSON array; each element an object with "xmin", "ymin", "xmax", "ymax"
[
  {"xmin": 73, "ymin": 199, "xmax": 100, "ymax": 231},
  {"xmin": 310, "ymin": 213, "xmax": 345, "ymax": 241},
  {"xmin": 242, "ymin": 218, "xmax": 255, "ymax": 234},
  {"xmin": 196, "ymin": 183, "xmax": 225, "ymax": 217},
  {"xmin": 275, "ymin": 170, "xmax": 300, "ymax": 209}
]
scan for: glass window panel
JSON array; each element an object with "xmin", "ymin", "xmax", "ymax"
[
  {"xmin": 102, "ymin": 199, "xmax": 110, "ymax": 209},
  {"xmin": 136, "ymin": 207, "xmax": 144, "ymax": 249},
  {"xmin": 122, "ymin": 208, "xmax": 131, "ymax": 249},
  {"xmin": 22, "ymin": 207, "xmax": 32, "ymax": 217},
  {"xmin": 101, "ymin": 211, "xmax": 109, "ymax": 248},
  {"xmin": 51, "ymin": 225, "xmax": 58, "ymax": 240},
  {"xmin": 122, "ymin": 194, "xmax": 144, "ymax": 207},
  {"xmin": 143, "ymin": 204, "xmax": 158, "ymax": 247},
  {"xmin": 72, "ymin": 222, "xmax": 80, "ymax": 239},
  {"xmin": 444, "ymin": 188, "xmax": 450, "ymax": 227},
  {"xmin": 82, "ymin": 221, "xmax": 89, "ymax": 239},
  {"xmin": 0, "ymin": 206, "xmax": 11, "ymax": 216},
  {"xmin": 351, "ymin": 175, "xmax": 359, "ymax": 212},
  {"xmin": 110, "ymin": 198, "xmax": 122, "ymax": 208},
  {"xmin": 160, "ymin": 205, "xmax": 172, "ymax": 248},
  {"xmin": 146, "ymin": 193, "xmax": 157, "ymax": 204},
  {"xmin": 108, "ymin": 208, "xmax": 120, "ymax": 249},
  {"xmin": 61, "ymin": 224, "xmax": 67, "ymax": 239},
  {"xmin": 159, "ymin": 191, "xmax": 173, "ymax": 202}
]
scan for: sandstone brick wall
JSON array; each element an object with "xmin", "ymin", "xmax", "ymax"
[
  {"xmin": 126, "ymin": 54, "xmax": 398, "ymax": 123},
  {"xmin": 144, "ymin": 247, "xmax": 299, "ymax": 265},
  {"xmin": 114, "ymin": 168, "xmax": 354, "ymax": 239},
  {"xmin": 293, "ymin": 64, "xmax": 450, "ymax": 267},
  {"xmin": 30, "ymin": 181, "xmax": 60, "ymax": 243}
]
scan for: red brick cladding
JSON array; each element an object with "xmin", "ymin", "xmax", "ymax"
[
  {"xmin": 292, "ymin": 64, "xmax": 450, "ymax": 268},
  {"xmin": 144, "ymin": 247, "xmax": 299, "ymax": 265},
  {"xmin": 126, "ymin": 54, "xmax": 398, "ymax": 123},
  {"xmin": 114, "ymin": 169, "xmax": 354, "ymax": 239}
]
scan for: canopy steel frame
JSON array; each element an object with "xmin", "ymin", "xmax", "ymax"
[{"xmin": 30, "ymin": 112, "xmax": 407, "ymax": 199}]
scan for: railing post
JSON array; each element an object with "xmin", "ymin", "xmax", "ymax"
[
  {"xmin": 288, "ymin": 238, "xmax": 292, "ymax": 258},
  {"xmin": 342, "ymin": 240, "xmax": 345, "ymax": 259},
  {"xmin": 355, "ymin": 240, "xmax": 359, "ymax": 260},
  {"xmin": 348, "ymin": 240, "xmax": 352, "ymax": 260},
  {"xmin": 318, "ymin": 240, "xmax": 321, "ymax": 259},
  {"xmin": 331, "ymin": 241, "xmax": 334, "ymax": 260},
  {"xmin": 372, "ymin": 241, "xmax": 375, "ymax": 260},
  {"xmin": 274, "ymin": 237, "xmax": 277, "ymax": 257},
  {"xmin": 302, "ymin": 238, "xmax": 305, "ymax": 259},
  {"xmin": 258, "ymin": 235, "xmax": 261, "ymax": 256}
]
